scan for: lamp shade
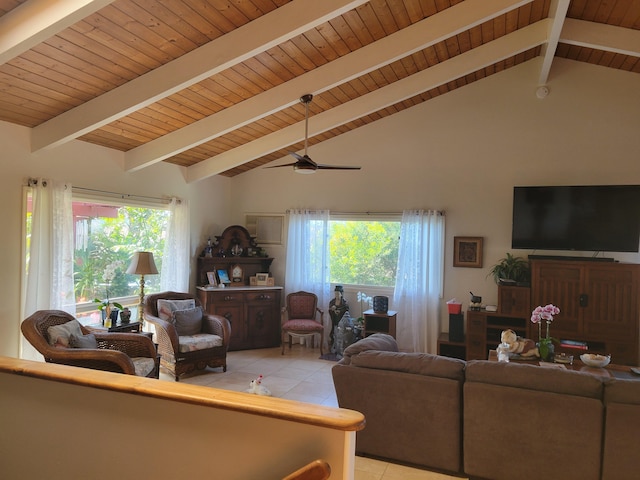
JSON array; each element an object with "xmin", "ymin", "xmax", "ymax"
[{"xmin": 126, "ymin": 251, "xmax": 158, "ymax": 275}]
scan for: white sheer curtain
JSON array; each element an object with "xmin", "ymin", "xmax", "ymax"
[
  {"xmin": 285, "ymin": 209, "xmax": 331, "ymax": 348},
  {"xmin": 160, "ymin": 197, "xmax": 190, "ymax": 292},
  {"xmin": 21, "ymin": 179, "xmax": 76, "ymax": 360},
  {"xmin": 391, "ymin": 210, "xmax": 445, "ymax": 353}
]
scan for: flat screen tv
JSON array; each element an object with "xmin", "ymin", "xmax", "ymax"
[{"xmin": 511, "ymin": 185, "xmax": 640, "ymax": 253}]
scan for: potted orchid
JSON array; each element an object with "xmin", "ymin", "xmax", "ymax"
[
  {"xmin": 94, "ymin": 262, "xmax": 124, "ymax": 325},
  {"xmin": 531, "ymin": 304, "xmax": 560, "ymax": 362}
]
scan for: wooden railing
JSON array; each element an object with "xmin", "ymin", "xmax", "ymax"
[{"xmin": 0, "ymin": 356, "xmax": 365, "ymax": 480}]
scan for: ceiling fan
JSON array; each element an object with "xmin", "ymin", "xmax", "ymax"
[{"xmin": 266, "ymin": 94, "xmax": 361, "ymax": 174}]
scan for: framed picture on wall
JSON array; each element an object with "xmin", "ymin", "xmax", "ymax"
[{"xmin": 453, "ymin": 236, "xmax": 483, "ymax": 268}]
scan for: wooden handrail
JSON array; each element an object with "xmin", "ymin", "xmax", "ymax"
[{"xmin": 283, "ymin": 459, "xmax": 331, "ymax": 480}]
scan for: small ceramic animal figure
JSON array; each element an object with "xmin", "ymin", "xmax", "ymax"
[
  {"xmin": 497, "ymin": 329, "xmax": 539, "ymax": 358},
  {"xmin": 247, "ymin": 374, "xmax": 272, "ymax": 396}
]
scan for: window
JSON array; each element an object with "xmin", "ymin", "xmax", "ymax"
[
  {"xmin": 328, "ymin": 216, "xmax": 401, "ymax": 287},
  {"xmin": 25, "ymin": 193, "xmax": 169, "ymax": 323}
]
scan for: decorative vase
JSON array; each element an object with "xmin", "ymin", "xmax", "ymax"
[
  {"xmin": 537, "ymin": 340, "xmax": 555, "ymax": 362},
  {"xmin": 120, "ymin": 308, "xmax": 131, "ymax": 324},
  {"xmin": 373, "ymin": 296, "xmax": 388, "ymax": 313}
]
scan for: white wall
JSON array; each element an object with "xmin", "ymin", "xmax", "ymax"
[
  {"xmin": 0, "ymin": 123, "xmax": 230, "ymax": 357},
  {"xmin": 228, "ymin": 58, "xmax": 640, "ymax": 338}
]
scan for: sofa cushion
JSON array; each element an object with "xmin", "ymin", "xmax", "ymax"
[
  {"xmin": 340, "ymin": 333, "xmax": 398, "ymax": 365},
  {"xmin": 173, "ymin": 307, "xmax": 203, "ymax": 336},
  {"xmin": 351, "ymin": 350, "xmax": 466, "ymax": 382},
  {"xmin": 157, "ymin": 299, "xmax": 196, "ymax": 322},
  {"xmin": 465, "ymin": 360, "xmax": 605, "ymax": 399},
  {"xmin": 69, "ymin": 333, "xmax": 98, "ymax": 349},
  {"xmin": 604, "ymin": 378, "xmax": 640, "ymax": 405},
  {"xmin": 47, "ymin": 320, "xmax": 83, "ymax": 347}
]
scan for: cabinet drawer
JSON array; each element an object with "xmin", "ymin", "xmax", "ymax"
[
  {"xmin": 208, "ymin": 291, "xmax": 245, "ymax": 303},
  {"xmin": 246, "ymin": 291, "xmax": 278, "ymax": 303}
]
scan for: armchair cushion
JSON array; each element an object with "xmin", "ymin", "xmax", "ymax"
[
  {"xmin": 178, "ymin": 333, "xmax": 223, "ymax": 353},
  {"xmin": 69, "ymin": 333, "xmax": 98, "ymax": 349},
  {"xmin": 157, "ymin": 299, "xmax": 196, "ymax": 322},
  {"xmin": 132, "ymin": 357, "xmax": 156, "ymax": 377},
  {"xmin": 174, "ymin": 307, "xmax": 203, "ymax": 336},
  {"xmin": 47, "ymin": 320, "xmax": 83, "ymax": 347}
]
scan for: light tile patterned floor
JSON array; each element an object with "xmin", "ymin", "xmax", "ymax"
[{"xmin": 160, "ymin": 345, "xmax": 467, "ymax": 480}]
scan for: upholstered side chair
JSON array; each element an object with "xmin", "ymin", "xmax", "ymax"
[
  {"xmin": 281, "ymin": 291, "xmax": 325, "ymax": 355},
  {"xmin": 144, "ymin": 291, "xmax": 230, "ymax": 381},
  {"xmin": 21, "ymin": 310, "xmax": 158, "ymax": 378}
]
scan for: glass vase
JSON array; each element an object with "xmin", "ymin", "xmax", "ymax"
[{"xmin": 537, "ymin": 340, "xmax": 555, "ymax": 362}]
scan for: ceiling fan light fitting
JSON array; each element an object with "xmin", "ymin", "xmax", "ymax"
[{"xmin": 294, "ymin": 164, "xmax": 315, "ymax": 174}]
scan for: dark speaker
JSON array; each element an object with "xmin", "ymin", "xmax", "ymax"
[{"xmin": 449, "ymin": 313, "xmax": 464, "ymax": 342}]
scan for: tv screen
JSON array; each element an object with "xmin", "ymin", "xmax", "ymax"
[{"xmin": 511, "ymin": 185, "xmax": 640, "ymax": 253}]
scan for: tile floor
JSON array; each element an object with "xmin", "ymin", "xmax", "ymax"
[{"xmin": 159, "ymin": 344, "xmax": 467, "ymax": 480}]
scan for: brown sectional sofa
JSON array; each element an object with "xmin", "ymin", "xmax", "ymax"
[{"xmin": 331, "ymin": 334, "xmax": 639, "ymax": 480}]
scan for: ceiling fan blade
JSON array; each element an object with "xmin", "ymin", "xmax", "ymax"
[
  {"xmin": 265, "ymin": 162, "xmax": 298, "ymax": 169},
  {"xmin": 316, "ymin": 164, "xmax": 362, "ymax": 170}
]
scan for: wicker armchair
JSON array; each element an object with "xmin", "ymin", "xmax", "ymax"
[
  {"xmin": 21, "ymin": 310, "xmax": 159, "ymax": 378},
  {"xmin": 144, "ymin": 291, "xmax": 230, "ymax": 381}
]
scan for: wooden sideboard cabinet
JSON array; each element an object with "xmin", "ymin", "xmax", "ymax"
[
  {"xmin": 198, "ymin": 286, "xmax": 282, "ymax": 351},
  {"xmin": 530, "ymin": 258, "xmax": 640, "ymax": 365}
]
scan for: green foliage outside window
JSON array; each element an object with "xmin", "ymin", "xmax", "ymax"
[
  {"xmin": 329, "ymin": 221, "xmax": 400, "ymax": 287},
  {"xmin": 73, "ymin": 205, "xmax": 169, "ymax": 303}
]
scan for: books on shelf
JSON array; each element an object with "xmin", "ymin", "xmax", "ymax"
[{"xmin": 559, "ymin": 339, "xmax": 588, "ymax": 350}]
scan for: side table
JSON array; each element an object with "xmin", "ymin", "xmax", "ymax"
[{"xmin": 363, "ymin": 309, "xmax": 397, "ymax": 338}]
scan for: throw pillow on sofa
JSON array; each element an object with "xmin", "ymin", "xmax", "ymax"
[
  {"xmin": 157, "ymin": 299, "xmax": 196, "ymax": 322},
  {"xmin": 173, "ymin": 307, "xmax": 203, "ymax": 336}
]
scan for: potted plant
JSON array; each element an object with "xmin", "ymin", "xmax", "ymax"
[{"xmin": 488, "ymin": 253, "xmax": 530, "ymax": 286}]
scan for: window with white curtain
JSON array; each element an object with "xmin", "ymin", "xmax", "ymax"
[{"xmin": 24, "ymin": 192, "xmax": 170, "ymax": 325}]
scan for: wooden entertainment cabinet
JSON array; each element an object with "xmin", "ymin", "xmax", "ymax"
[
  {"xmin": 529, "ymin": 258, "xmax": 639, "ymax": 365},
  {"xmin": 439, "ymin": 258, "xmax": 640, "ymax": 365}
]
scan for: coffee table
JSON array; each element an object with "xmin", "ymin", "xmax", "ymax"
[{"xmin": 488, "ymin": 350, "xmax": 640, "ymax": 380}]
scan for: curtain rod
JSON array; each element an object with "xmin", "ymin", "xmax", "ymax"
[{"xmin": 72, "ymin": 186, "xmax": 171, "ymax": 203}]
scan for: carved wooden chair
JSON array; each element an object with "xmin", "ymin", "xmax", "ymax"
[
  {"xmin": 281, "ymin": 291, "xmax": 325, "ymax": 355},
  {"xmin": 144, "ymin": 291, "xmax": 230, "ymax": 381},
  {"xmin": 21, "ymin": 310, "xmax": 158, "ymax": 377}
]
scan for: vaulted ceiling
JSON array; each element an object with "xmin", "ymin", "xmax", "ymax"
[{"xmin": 1, "ymin": 0, "xmax": 638, "ymax": 180}]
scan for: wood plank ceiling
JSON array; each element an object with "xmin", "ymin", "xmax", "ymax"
[{"xmin": 0, "ymin": 0, "xmax": 639, "ymax": 180}]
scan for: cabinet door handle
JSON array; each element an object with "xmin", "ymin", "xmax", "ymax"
[
  {"xmin": 579, "ymin": 294, "xmax": 588, "ymax": 307},
  {"xmin": 224, "ymin": 295, "xmax": 232, "ymax": 301}
]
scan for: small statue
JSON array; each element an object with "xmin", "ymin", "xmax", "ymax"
[
  {"xmin": 497, "ymin": 329, "xmax": 539, "ymax": 359},
  {"xmin": 329, "ymin": 286, "xmax": 349, "ymax": 352}
]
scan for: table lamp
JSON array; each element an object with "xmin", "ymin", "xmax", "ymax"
[{"xmin": 126, "ymin": 251, "xmax": 159, "ymax": 323}]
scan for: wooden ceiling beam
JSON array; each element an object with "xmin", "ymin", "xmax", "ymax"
[
  {"xmin": 538, "ymin": 0, "xmax": 570, "ymax": 86},
  {"xmin": 0, "ymin": 0, "xmax": 114, "ymax": 66},
  {"xmin": 561, "ymin": 19, "xmax": 640, "ymax": 57},
  {"xmin": 125, "ymin": 0, "xmax": 535, "ymax": 172},
  {"xmin": 185, "ymin": 20, "xmax": 550, "ymax": 183},
  {"xmin": 30, "ymin": 0, "xmax": 369, "ymax": 152}
]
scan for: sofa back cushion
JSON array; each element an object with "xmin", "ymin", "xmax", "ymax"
[
  {"xmin": 351, "ymin": 350, "xmax": 465, "ymax": 382},
  {"xmin": 465, "ymin": 360, "xmax": 604, "ymax": 399},
  {"xmin": 339, "ymin": 333, "xmax": 397, "ymax": 365}
]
